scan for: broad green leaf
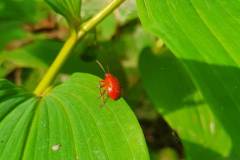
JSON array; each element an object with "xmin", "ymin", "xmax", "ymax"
[
  {"xmin": 139, "ymin": 48, "xmax": 231, "ymax": 160},
  {"xmin": 0, "ymin": 73, "xmax": 149, "ymax": 160},
  {"xmin": 137, "ymin": 0, "xmax": 240, "ymax": 159},
  {"xmin": 45, "ymin": 0, "xmax": 81, "ymax": 28}
]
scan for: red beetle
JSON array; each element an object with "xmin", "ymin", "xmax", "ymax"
[{"xmin": 96, "ymin": 60, "xmax": 121, "ymax": 102}]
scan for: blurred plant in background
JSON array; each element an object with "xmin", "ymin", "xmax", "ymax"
[
  {"xmin": 1, "ymin": 0, "xmax": 239, "ymax": 160},
  {"xmin": 0, "ymin": 0, "xmax": 181, "ymax": 159}
]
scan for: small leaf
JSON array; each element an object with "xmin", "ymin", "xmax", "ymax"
[
  {"xmin": 45, "ymin": 0, "xmax": 81, "ymax": 28},
  {"xmin": 0, "ymin": 73, "xmax": 149, "ymax": 160}
]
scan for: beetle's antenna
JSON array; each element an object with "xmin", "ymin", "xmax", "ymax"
[
  {"xmin": 96, "ymin": 60, "xmax": 106, "ymax": 73},
  {"xmin": 106, "ymin": 63, "xmax": 110, "ymax": 73}
]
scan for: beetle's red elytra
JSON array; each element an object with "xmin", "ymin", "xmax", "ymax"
[
  {"xmin": 96, "ymin": 60, "xmax": 121, "ymax": 101},
  {"xmin": 100, "ymin": 73, "xmax": 121, "ymax": 100}
]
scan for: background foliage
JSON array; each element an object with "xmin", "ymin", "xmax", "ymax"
[{"xmin": 1, "ymin": 0, "xmax": 239, "ymax": 159}]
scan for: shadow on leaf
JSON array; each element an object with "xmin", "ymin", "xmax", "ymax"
[{"xmin": 139, "ymin": 47, "xmax": 240, "ymax": 159}]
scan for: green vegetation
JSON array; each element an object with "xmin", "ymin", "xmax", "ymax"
[{"xmin": 0, "ymin": 0, "xmax": 239, "ymax": 159}]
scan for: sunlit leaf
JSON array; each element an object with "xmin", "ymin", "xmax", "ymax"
[
  {"xmin": 137, "ymin": 0, "xmax": 240, "ymax": 159},
  {"xmin": 139, "ymin": 48, "xmax": 231, "ymax": 160},
  {"xmin": 0, "ymin": 73, "xmax": 149, "ymax": 160}
]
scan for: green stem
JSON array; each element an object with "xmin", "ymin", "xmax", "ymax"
[
  {"xmin": 34, "ymin": 30, "xmax": 77, "ymax": 96},
  {"xmin": 34, "ymin": 0, "xmax": 125, "ymax": 96},
  {"xmin": 77, "ymin": 0, "xmax": 125, "ymax": 38}
]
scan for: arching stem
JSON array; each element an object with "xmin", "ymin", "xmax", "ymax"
[{"xmin": 34, "ymin": 0, "xmax": 126, "ymax": 96}]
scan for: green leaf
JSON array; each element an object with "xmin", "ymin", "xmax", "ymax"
[
  {"xmin": 0, "ymin": 73, "xmax": 149, "ymax": 159},
  {"xmin": 81, "ymin": 0, "xmax": 109, "ymax": 20},
  {"xmin": 139, "ymin": 48, "xmax": 231, "ymax": 160},
  {"xmin": 137, "ymin": 0, "xmax": 240, "ymax": 159},
  {"xmin": 0, "ymin": 0, "xmax": 46, "ymax": 50},
  {"xmin": 96, "ymin": 14, "xmax": 117, "ymax": 41},
  {"xmin": 0, "ymin": 0, "xmax": 38, "ymax": 23},
  {"xmin": 81, "ymin": 0, "xmax": 137, "ymax": 24},
  {"xmin": 117, "ymin": 0, "xmax": 138, "ymax": 24},
  {"xmin": 45, "ymin": 0, "xmax": 81, "ymax": 28},
  {"xmin": 0, "ymin": 40, "xmax": 62, "ymax": 69}
]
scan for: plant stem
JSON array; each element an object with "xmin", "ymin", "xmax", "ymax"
[
  {"xmin": 77, "ymin": 0, "xmax": 125, "ymax": 38},
  {"xmin": 34, "ymin": 0, "xmax": 125, "ymax": 96},
  {"xmin": 34, "ymin": 30, "xmax": 77, "ymax": 96}
]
